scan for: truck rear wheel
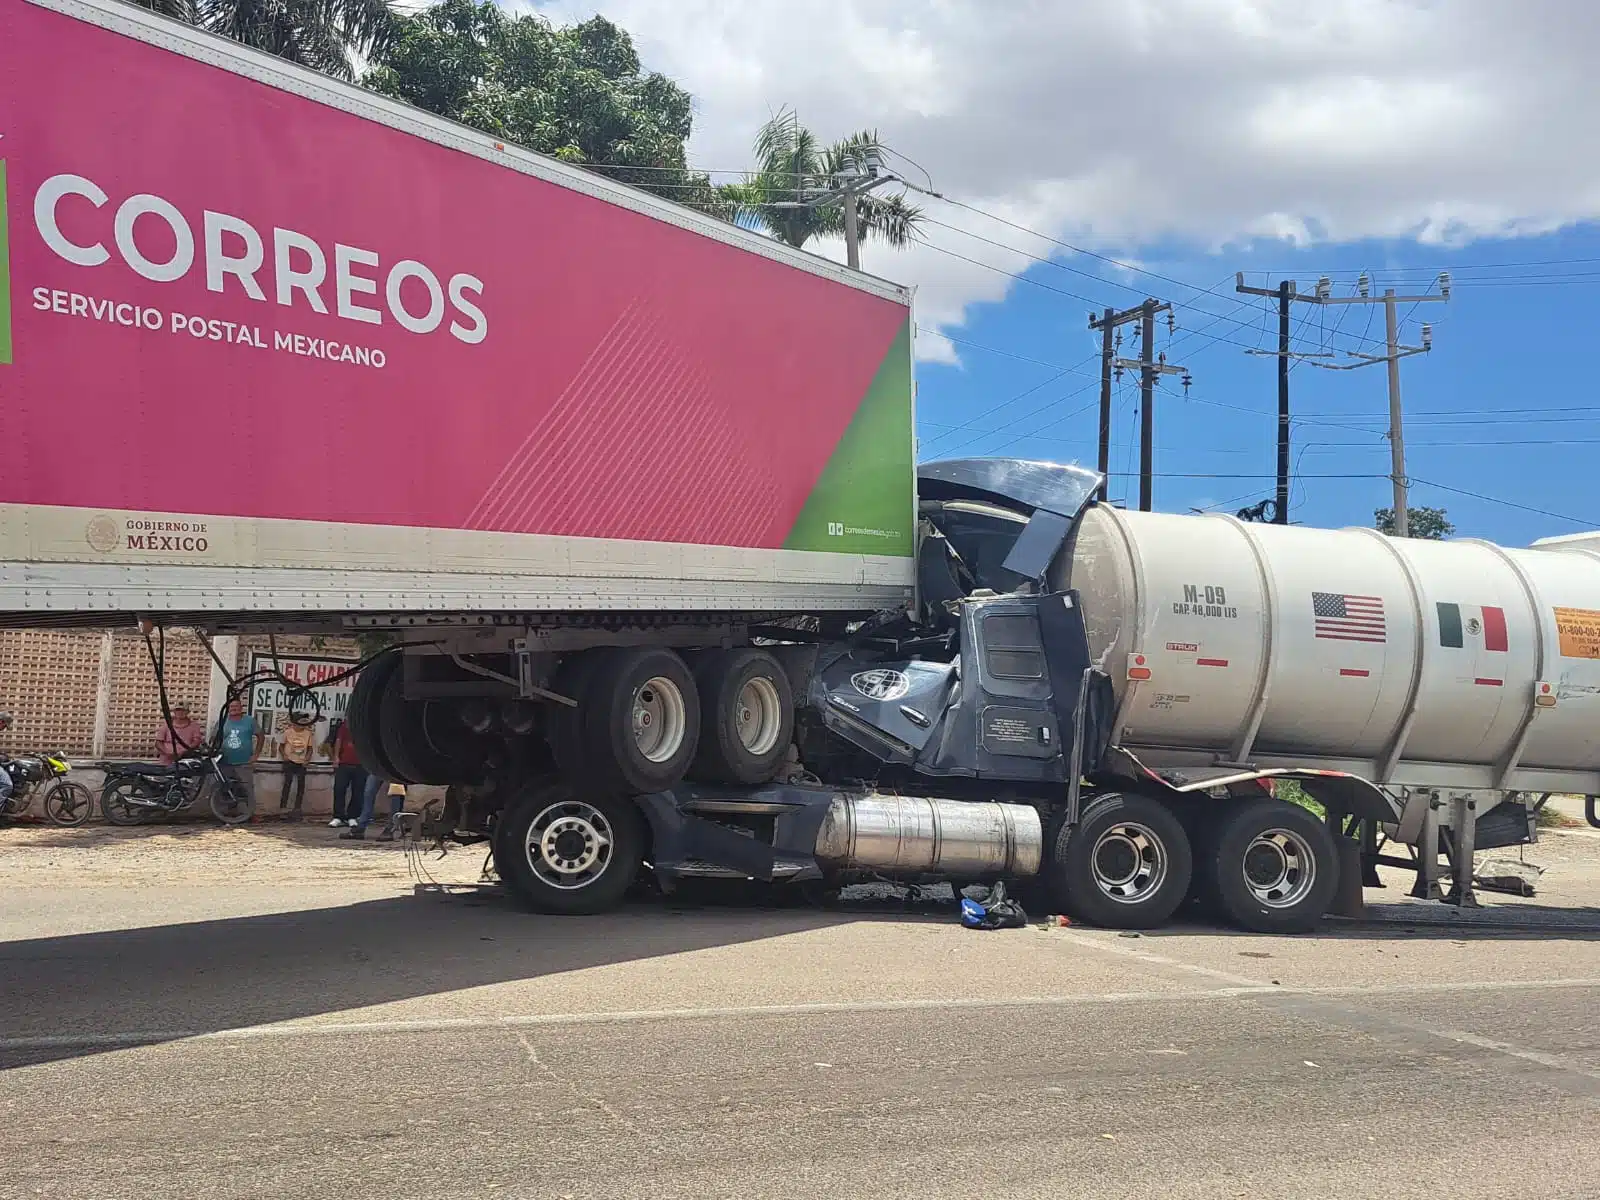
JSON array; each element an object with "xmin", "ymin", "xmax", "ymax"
[
  {"xmin": 1200, "ymin": 798, "xmax": 1337, "ymax": 934},
  {"xmin": 571, "ymin": 648, "xmax": 700, "ymax": 795},
  {"xmin": 688, "ymin": 648, "xmax": 793, "ymax": 785},
  {"xmin": 1048, "ymin": 792, "xmax": 1192, "ymax": 929},
  {"xmin": 494, "ymin": 782, "xmax": 645, "ymax": 914}
]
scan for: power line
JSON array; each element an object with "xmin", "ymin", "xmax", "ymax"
[{"xmin": 1408, "ymin": 478, "xmax": 1598, "ymax": 527}]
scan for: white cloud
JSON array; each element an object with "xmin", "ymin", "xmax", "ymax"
[{"xmin": 527, "ymin": 0, "xmax": 1600, "ymax": 352}]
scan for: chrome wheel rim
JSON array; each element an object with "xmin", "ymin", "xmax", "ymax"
[
  {"xmin": 735, "ymin": 677, "xmax": 783, "ymax": 756},
  {"xmin": 525, "ymin": 800, "xmax": 614, "ymax": 891},
  {"xmin": 632, "ymin": 676, "xmax": 687, "ymax": 764},
  {"xmin": 1090, "ymin": 821, "xmax": 1168, "ymax": 904},
  {"xmin": 1241, "ymin": 828, "xmax": 1317, "ymax": 909}
]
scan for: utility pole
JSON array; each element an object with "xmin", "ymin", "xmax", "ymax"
[
  {"xmin": 1088, "ymin": 300, "xmax": 1186, "ymax": 507},
  {"xmin": 1302, "ymin": 272, "xmax": 1451, "ymax": 537},
  {"xmin": 764, "ymin": 140, "xmax": 901, "ymax": 272},
  {"xmin": 841, "ymin": 191, "xmax": 862, "ymax": 269},
  {"xmin": 1138, "ymin": 301, "xmax": 1157, "ymax": 513},
  {"xmin": 1094, "ymin": 308, "xmax": 1116, "ymax": 501},
  {"xmin": 1234, "ymin": 275, "xmax": 1337, "ymax": 523}
]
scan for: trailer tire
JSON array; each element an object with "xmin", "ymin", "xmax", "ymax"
[
  {"xmin": 374, "ymin": 666, "xmax": 462, "ymax": 785},
  {"xmin": 1202, "ymin": 798, "xmax": 1338, "ymax": 934},
  {"xmin": 1048, "ymin": 792, "xmax": 1192, "ymax": 929},
  {"xmin": 547, "ymin": 651, "xmax": 611, "ymax": 781},
  {"xmin": 348, "ymin": 654, "xmax": 402, "ymax": 782},
  {"xmin": 495, "ymin": 782, "xmax": 645, "ymax": 915},
  {"xmin": 577, "ymin": 648, "xmax": 700, "ymax": 795},
  {"xmin": 688, "ymin": 649, "xmax": 793, "ymax": 785}
]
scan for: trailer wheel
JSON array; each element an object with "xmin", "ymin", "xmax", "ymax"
[
  {"xmin": 348, "ymin": 654, "xmax": 402, "ymax": 781},
  {"xmin": 578, "ymin": 648, "xmax": 700, "ymax": 795},
  {"xmin": 688, "ymin": 649, "xmax": 793, "ymax": 785},
  {"xmin": 1201, "ymin": 798, "xmax": 1338, "ymax": 934},
  {"xmin": 1048, "ymin": 792, "xmax": 1192, "ymax": 929},
  {"xmin": 494, "ymin": 782, "xmax": 645, "ymax": 915},
  {"xmin": 374, "ymin": 665, "xmax": 463, "ymax": 785}
]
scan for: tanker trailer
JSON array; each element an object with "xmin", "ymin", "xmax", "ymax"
[{"xmin": 1056, "ymin": 505, "xmax": 1600, "ymax": 906}]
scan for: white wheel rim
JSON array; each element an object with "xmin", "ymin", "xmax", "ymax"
[
  {"xmin": 1090, "ymin": 821, "xmax": 1169, "ymax": 904},
  {"xmin": 735, "ymin": 676, "xmax": 783, "ymax": 756},
  {"xmin": 632, "ymin": 676, "xmax": 687, "ymax": 764},
  {"xmin": 1242, "ymin": 828, "xmax": 1317, "ymax": 909},
  {"xmin": 525, "ymin": 800, "xmax": 615, "ymax": 891}
]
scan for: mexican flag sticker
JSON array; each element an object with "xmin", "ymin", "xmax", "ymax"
[{"xmin": 1437, "ymin": 602, "xmax": 1508, "ymax": 652}]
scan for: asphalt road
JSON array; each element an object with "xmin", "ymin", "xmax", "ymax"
[{"xmin": 2, "ymin": 861, "xmax": 1599, "ymax": 1198}]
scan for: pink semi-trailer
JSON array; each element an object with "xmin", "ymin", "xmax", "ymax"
[{"xmin": 4, "ymin": 0, "xmax": 1597, "ymax": 930}]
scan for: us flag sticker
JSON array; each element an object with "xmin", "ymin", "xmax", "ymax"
[{"xmin": 1437, "ymin": 603, "xmax": 1508, "ymax": 652}]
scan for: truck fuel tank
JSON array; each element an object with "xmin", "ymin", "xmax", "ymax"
[{"xmin": 814, "ymin": 793, "xmax": 1043, "ymax": 879}]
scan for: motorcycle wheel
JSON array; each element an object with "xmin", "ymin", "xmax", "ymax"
[
  {"xmin": 101, "ymin": 777, "xmax": 152, "ymax": 826},
  {"xmin": 43, "ymin": 781, "xmax": 94, "ymax": 827},
  {"xmin": 209, "ymin": 776, "xmax": 255, "ymax": 826}
]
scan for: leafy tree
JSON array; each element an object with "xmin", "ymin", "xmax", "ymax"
[
  {"xmin": 716, "ymin": 109, "xmax": 923, "ymax": 251},
  {"xmin": 131, "ymin": 0, "xmax": 398, "ymax": 80},
  {"xmin": 362, "ymin": 0, "xmax": 722, "ymax": 212},
  {"xmin": 1375, "ymin": 505, "xmax": 1454, "ymax": 539}
]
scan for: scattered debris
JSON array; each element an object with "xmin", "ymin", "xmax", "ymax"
[{"xmin": 1475, "ymin": 856, "xmax": 1544, "ymax": 898}]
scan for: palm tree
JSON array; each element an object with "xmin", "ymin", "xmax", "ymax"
[
  {"xmin": 718, "ymin": 109, "xmax": 922, "ymax": 253},
  {"xmin": 131, "ymin": 0, "xmax": 397, "ymax": 81}
]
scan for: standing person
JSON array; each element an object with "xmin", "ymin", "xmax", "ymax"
[
  {"xmin": 277, "ymin": 716, "xmax": 315, "ymax": 820},
  {"xmin": 341, "ymin": 774, "xmax": 407, "ymax": 841},
  {"xmin": 326, "ymin": 719, "xmax": 367, "ymax": 828},
  {"xmin": 0, "ymin": 712, "xmax": 14, "ymax": 811},
  {"xmin": 155, "ymin": 703, "xmax": 208, "ymax": 764},
  {"xmin": 377, "ymin": 781, "xmax": 408, "ymax": 843},
  {"xmin": 217, "ymin": 698, "xmax": 260, "ymax": 809},
  {"xmin": 341, "ymin": 769, "xmax": 387, "ymax": 840}
]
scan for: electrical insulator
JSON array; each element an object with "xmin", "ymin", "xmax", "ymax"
[
  {"xmin": 1166, "ymin": 311, "xmax": 1176, "ymax": 334},
  {"xmin": 1438, "ymin": 271, "xmax": 1452, "ymax": 299},
  {"xmin": 1357, "ymin": 272, "xmax": 1371, "ymax": 298}
]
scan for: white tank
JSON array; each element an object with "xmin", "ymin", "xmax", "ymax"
[{"xmin": 1055, "ymin": 506, "xmax": 1600, "ymax": 793}]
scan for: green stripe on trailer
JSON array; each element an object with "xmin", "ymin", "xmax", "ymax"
[
  {"xmin": 1437, "ymin": 601, "xmax": 1464, "ymax": 648},
  {"xmin": 784, "ymin": 318, "xmax": 914, "ymax": 557},
  {"xmin": 0, "ymin": 160, "xmax": 12, "ymax": 366}
]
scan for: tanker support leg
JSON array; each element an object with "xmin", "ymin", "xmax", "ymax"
[{"xmin": 1444, "ymin": 793, "xmax": 1480, "ymax": 909}]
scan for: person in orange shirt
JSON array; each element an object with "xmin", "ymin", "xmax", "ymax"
[{"xmin": 277, "ymin": 717, "xmax": 316, "ymax": 820}]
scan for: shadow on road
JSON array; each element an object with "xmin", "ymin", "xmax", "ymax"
[{"xmin": 0, "ymin": 886, "xmax": 874, "ymax": 1070}]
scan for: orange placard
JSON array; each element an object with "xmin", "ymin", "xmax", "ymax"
[{"xmin": 1554, "ymin": 607, "xmax": 1600, "ymax": 659}]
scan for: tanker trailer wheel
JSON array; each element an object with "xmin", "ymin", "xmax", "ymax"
[
  {"xmin": 494, "ymin": 782, "xmax": 645, "ymax": 915},
  {"xmin": 687, "ymin": 648, "xmax": 793, "ymax": 785},
  {"xmin": 1200, "ymin": 798, "xmax": 1338, "ymax": 934},
  {"xmin": 1048, "ymin": 792, "xmax": 1192, "ymax": 929},
  {"xmin": 577, "ymin": 648, "xmax": 701, "ymax": 795},
  {"xmin": 348, "ymin": 653, "xmax": 403, "ymax": 782}
]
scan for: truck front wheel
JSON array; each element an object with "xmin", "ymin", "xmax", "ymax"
[
  {"xmin": 1199, "ymin": 798, "xmax": 1337, "ymax": 934},
  {"xmin": 1048, "ymin": 792, "xmax": 1192, "ymax": 929},
  {"xmin": 494, "ymin": 783, "xmax": 645, "ymax": 915}
]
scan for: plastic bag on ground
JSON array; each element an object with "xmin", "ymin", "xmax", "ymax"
[{"xmin": 959, "ymin": 881, "xmax": 1028, "ymax": 930}]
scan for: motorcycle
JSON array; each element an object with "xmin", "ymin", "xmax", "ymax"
[
  {"xmin": 0, "ymin": 751, "xmax": 96, "ymax": 826},
  {"xmin": 99, "ymin": 753, "xmax": 255, "ymax": 826}
]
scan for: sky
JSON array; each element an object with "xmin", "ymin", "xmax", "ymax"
[{"xmin": 526, "ymin": 0, "xmax": 1600, "ymax": 546}]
